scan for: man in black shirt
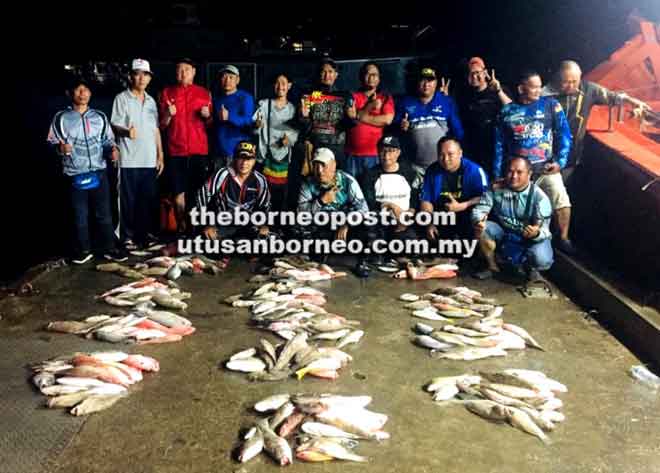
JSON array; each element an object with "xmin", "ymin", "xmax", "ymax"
[{"xmin": 456, "ymin": 57, "xmax": 512, "ymax": 177}]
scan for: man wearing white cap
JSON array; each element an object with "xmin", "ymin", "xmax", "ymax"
[
  {"xmin": 213, "ymin": 64, "xmax": 255, "ymax": 169},
  {"xmin": 111, "ymin": 58, "xmax": 163, "ymax": 249},
  {"xmin": 297, "ymin": 147, "xmax": 371, "ymax": 277}
]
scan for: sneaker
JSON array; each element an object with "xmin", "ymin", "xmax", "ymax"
[
  {"xmin": 123, "ymin": 239, "xmax": 138, "ymax": 251},
  {"xmin": 354, "ymin": 260, "xmax": 371, "ymax": 279},
  {"xmin": 556, "ymin": 238, "xmax": 577, "ymax": 255},
  {"xmin": 104, "ymin": 248, "xmax": 128, "ymax": 263},
  {"xmin": 72, "ymin": 252, "xmax": 93, "ymax": 265}
]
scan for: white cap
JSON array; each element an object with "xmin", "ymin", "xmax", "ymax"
[
  {"xmin": 312, "ymin": 148, "xmax": 335, "ymax": 165},
  {"xmin": 131, "ymin": 58, "xmax": 152, "ymax": 74}
]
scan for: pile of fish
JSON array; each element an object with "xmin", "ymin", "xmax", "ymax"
[
  {"xmin": 426, "ymin": 369, "xmax": 567, "ymax": 444},
  {"xmin": 97, "ymin": 254, "xmax": 221, "ymax": 281},
  {"xmin": 247, "ymin": 257, "xmax": 347, "ymax": 283},
  {"xmin": 30, "ymin": 351, "xmax": 159, "ymax": 416},
  {"xmin": 45, "ymin": 303, "xmax": 194, "ymax": 344},
  {"xmin": 400, "ymin": 286, "xmax": 543, "ymax": 361},
  {"xmin": 237, "ymin": 393, "xmax": 390, "ymax": 465},
  {"xmin": 97, "ymin": 278, "xmax": 191, "ymax": 310},
  {"xmin": 224, "ymin": 279, "xmax": 364, "ymax": 381}
]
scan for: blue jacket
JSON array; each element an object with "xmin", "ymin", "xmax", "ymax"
[
  {"xmin": 420, "ymin": 157, "xmax": 488, "ymax": 206},
  {"xmin": 47, "ymin": 107, "xmax": 115, "ymax": 176},
  {"xmin": 213, "ymin": 89, "xmax": 255, "ymax": 158},
  {"xmin": 493, "ymin": 97, "xmax": 572, "ymax": 178},
  {"xmin": 395, "ymin": 93, "xmax": 464, "ymax": 168}
]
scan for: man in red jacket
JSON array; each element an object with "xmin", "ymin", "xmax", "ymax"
[{"xmin": 159, "ymin": 58, "xmax": 213, "ymax": 233}]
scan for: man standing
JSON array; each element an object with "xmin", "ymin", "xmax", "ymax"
[
  {"xmin": 543, "ymin": 60, "xmax": 650, "ymax": 186},
  {"xmin": 420, "ymin": 136, "xmax": 488, "ymax": 241},
  {"xmin": 361, "ymin": 135, "xmax": 417, "ymax": 264},
  {"xmin": 345, "ymin": 62, "xmax": 395, "ymax": 180},
  {"xmin": 299, "ymin": 58, "xmax": 354, "ymax": 171},
  {"xmin": 111, "ymin": 58, "xmax": 164, "ymax": 250},
  {"xmin": 297, "ymin": 148, "xmax": 371, "ymax": 277},
  {"xmin": 214, "ymin": 65, "xmax": 255, "ymax": 168},
  {"xmin": 456, "ymin": 57, "xmax": 512, "ymax": 177},
  {"xmin": 47, "ymin": 79, "xmax": 126, "ymax": 264},
  {"xmin": 494, "ymin": 70, "xmax": 575, "ymax": 254},
  {"xmin": 472, "ymin": 156, "xmax": 554, "ymax": 283},
  {"xmin": 396, "ymin": 66, "xmax": 464, "ymax": 185},
  {"xmin": 159, "ymin": 58, "xmax": 213, "ymax": 234},
  {"xmin": 253, "ymin": 73, "xmax": 299, "ymax": 213}
]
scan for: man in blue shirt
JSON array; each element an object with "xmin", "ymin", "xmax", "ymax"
[
  {"xmin": 494, "ymin": 70, "xmax": 575, "ymax": 255},
  {"xmin": 420, "ymin": 136, "xmax": 488, "ymax": 242},
  {"xmin": 472, "ymin": 156, "xmax": 554, "ymax": 282},
  {"xmin": 396, "ymin": 66, "xmax": 464, "ymax": 186},
  {"xmin": 213, "ymin": 65, "xmax": 255, "ymax": 168}
]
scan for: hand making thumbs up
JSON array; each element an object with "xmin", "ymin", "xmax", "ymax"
[
  {"xmin": 167, "ymin": 99, "xmax": 177, "ymax": 117},
  {"xmin": 401, "ymin": 112, "xmax": 410, "ymax": 132}
]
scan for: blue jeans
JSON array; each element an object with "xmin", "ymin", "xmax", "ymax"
[
  {"xmin": 344, "ymin": 155, "xmax": 379, "ymax": 180},
  {"xmin": 70, "ymin": 170, "xmax": 115, "ymax": 255},
  {"xmin": 484, "ymin": 221, "xmax": 554, "ymax": 271}
]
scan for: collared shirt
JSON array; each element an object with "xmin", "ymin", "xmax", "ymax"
[
  {"xmin": 47, "ymin": 107, "xmax": 115, "ymax": 176},
  {"xmin": 159, "ymin": 84, "xmax": 212, "ymax": 157},
  {"xmin": 111, "ymin": 89, "xmax": 159, "ymax": 168},
  {"xmin": 543, "ymin": 80, "xmax": 620, "ymax": 167},
  {"xmin": 421, "ymin": 157, "xmax": 488, "ymax": 207},
  {"xmin": 298, "ymin": 170, "xmax": 368, "ymax": 216},
  {"xmin": 196, "ymin": 165, "xmax": 270, "ymax": 216},
  {"xmin": 494, "ymin": 97, "xmax": 572, "ymax": 178},
  {"xmin": 471, "ymin": 183, "xmax": 552, "ymax": 242},
  {"xmin": 395, "ymin": 92, "xmax": 465, "ymax": 169}
]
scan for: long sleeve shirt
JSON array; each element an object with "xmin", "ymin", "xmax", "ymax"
[
  {"xmin": 214, "ymin": 90, "xmax": 255, "ymax": 158},
  {"xmin": 471, "ymin": 183, "xmax": 553, "ymax": 242},
  {"xmin": 298, "ymin": 170, "xmax": 368, "ymax": 216},
  {"xmin": 493, "ymin": 97, "xmax": 572, "ymax": 178},
  {"xmin": 47, "ymin": 107, "xmax": 115, "ymax": 176}
]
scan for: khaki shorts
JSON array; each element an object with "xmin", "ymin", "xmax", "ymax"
[{"xmin": 535, "ymin": 172, "xmax": 571, "ymax": 210}]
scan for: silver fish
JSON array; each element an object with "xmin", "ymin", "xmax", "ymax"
[
  {"xmin": 70, "ymin": 394, "xmax": 125, "ymax": 416},
  {"xmin": 238, "ymin": 426, "xmax": 264, "ymax": 463},
  {"xmin": 254, "ymin": 394, "xmax": 291, "ymax": 413}
]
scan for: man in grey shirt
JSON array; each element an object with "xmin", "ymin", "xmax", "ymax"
[{"xmin": 111, "ymin": 58, "xmax": 164, "ymax": 249}]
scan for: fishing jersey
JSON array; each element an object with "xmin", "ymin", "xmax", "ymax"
[
  {"xmin": 543, "ymin": 80, "xmax": 620, "ymax": 167},
  {"xmin": 395, "ymin": 93, "xmax": 464, "ymax": 169},
  {"xmin": 196, "ymin": 166, "xmax": 270, "ymax": 217},
  {"xmin": 47, "ymin": 107, "xmax": 115, "ymax": 176},
  {"xmin": 300, "ymin": 86, "xmax": 352, "ymax": 147},
  {"xmin": 471, "ymin": 184, "xmax": 553, "ymax": 242},
  {"xmin": 493, "ymin": 97, "xmax": 572, "ymax": 178},
  {"xmin": 420, "ymin": 157, "xmax": 489, "ymax": 207},
  {"xmin": 298, "ymin": 170, "xmax": 368, "ymax": 215}
]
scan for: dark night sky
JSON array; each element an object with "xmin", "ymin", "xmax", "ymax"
[{"xmin": 5, "ymin": 0, "xmax": 660, "ymax": 281}]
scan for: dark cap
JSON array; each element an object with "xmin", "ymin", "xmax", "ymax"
[
  {"xmin": 378, "ymin": 135, "xmax": 401, "ymax": 150},
  {"xmin": 318, "ymin": 57, "xmax": 338, "ymax": 72},
  {"xmin": 176, "ymin": 57, "xmax": 196, "ymax": 68},
  {"xmin": 419, "ymin": 67, "xmax": 437, "ymax": 80},
  {"xmin": 234, "ymin": 141, "xmax": 257, "ymax": 159}
]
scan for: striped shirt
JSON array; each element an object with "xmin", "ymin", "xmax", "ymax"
[{"xmin": 196, "ymin": 166, "xmax": 270, "ymax": 217}]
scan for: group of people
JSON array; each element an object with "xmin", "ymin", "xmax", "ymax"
[{"xmin": 48, "ymin": 55, "xmax": 649, "ymax": 281}]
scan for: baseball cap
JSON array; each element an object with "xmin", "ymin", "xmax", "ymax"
[
  {"xmin": 378, "ymin": 135, "xmax": 401, "ymax": 150},
  {"xmin": 234, "ymin": 141, "xmax": 256, "ymax": 159},
  {"xmin": 176, "ymin": 57, "xmax": 196, "ymax": 68},
  {"xmin": 312, "ymin": 148, "xmax": 335, "ymax": 165},
  {"xmin": 220, "ymin": 64, "xmax": 240, "ymax": 76},
  {"xmin": 468, "ymin": 57, "xmax": 486, "ymax": 72},
  {"xmin": 420, "ymin": 67, "xmax": 437, "ymax": 80},
  {"xmin": 131, "ymin": 58, "xmax": 152, "ymax": 75}
]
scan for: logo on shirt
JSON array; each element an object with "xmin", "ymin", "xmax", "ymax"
[{"xmin": 432, "ymin": 105, "xmax": 443, "ymax": 113}]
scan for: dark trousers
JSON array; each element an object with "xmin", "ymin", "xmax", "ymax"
[
  {"xmin": 70, "ymin": 170, "xmax": 115, "ymax": 255},
  {"xmin": 119, "ymin": 168, "xmax": 158, "ymax": 244}
]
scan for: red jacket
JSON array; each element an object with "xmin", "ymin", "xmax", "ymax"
[{"xmin": 159, "ymin": 84, "xmax": 212, "ymax": 157}]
